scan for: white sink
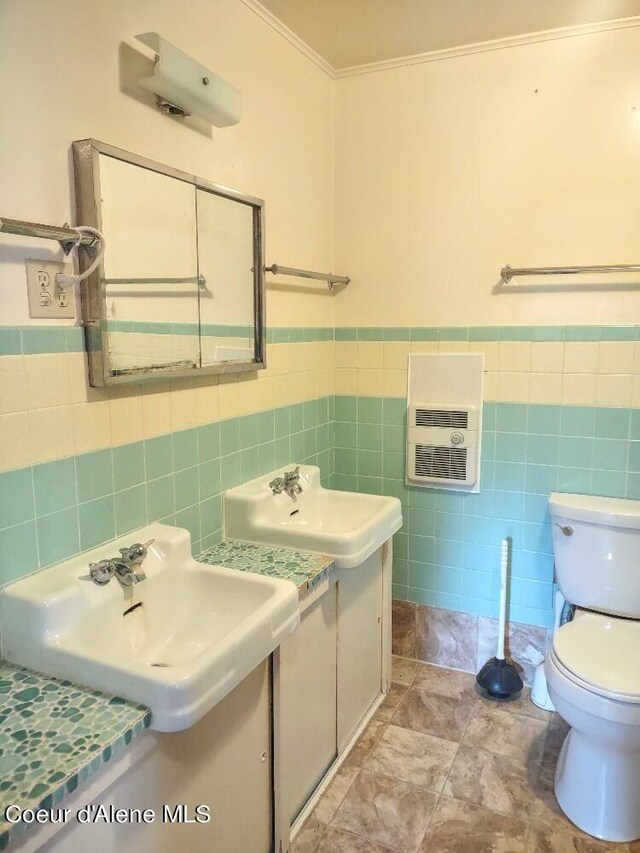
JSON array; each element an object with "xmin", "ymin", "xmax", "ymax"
[
  {"xmin": 225, "ymin": 465, "xmax": 402, "ymax": 568},
  {"xmin": 0, "ymin": 524, "xmax": 299, "ymax": 731}
]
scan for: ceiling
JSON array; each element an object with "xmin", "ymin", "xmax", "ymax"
[{"xmin": 258, "ymin": 0, "xmax": 640, "ymax": 70}]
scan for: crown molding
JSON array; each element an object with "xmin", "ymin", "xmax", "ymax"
[
  {"xmin": 335, "ymin": 15, "xmax": 640, "ymax": 78},
  {"xmin": 239, "ymin": 5, "xmax": 640, "ymax": 82},
  {"xmin": 240, "ymin": 0, "xmax": 335, "ymax": 77}
]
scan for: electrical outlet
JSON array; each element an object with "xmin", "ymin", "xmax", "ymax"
[{"xmin": 25, "ymin": 259, "xmax": 76, "ymax": 319}]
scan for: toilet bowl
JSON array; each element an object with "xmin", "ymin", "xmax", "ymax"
[
  {"xmin": 545, "ymin": 608, "xmax": 640, "ymax": 843},
  {"xmin": 547, "ymin": 492, "xmax": 640, "ymax": 843}
]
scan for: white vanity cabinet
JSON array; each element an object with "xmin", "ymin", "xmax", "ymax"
[
  {"xmin": 337, "ymin": 547, "xmax": 384, "ymax": 752},
  {"xmin": 277, "ymin": 583, "xmax": 338, "ymax": 824},
  {"xmin": 40, "ymin": 661, "xmax": 273, "ymax": 853},
  {"xmin": 275, "ymin": 543, "xmax": 390, "ymax": 844}
]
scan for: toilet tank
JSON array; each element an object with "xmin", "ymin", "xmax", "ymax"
[{"xmin": 549, "ymin": 493, "xmax": 640, "ymax": 618}]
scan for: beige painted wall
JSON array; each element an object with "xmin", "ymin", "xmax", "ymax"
[
  {"xmin": 0, "ymin": 0, "xmax": 334, "ymax": 329},
  {"xmin": 0, "ymin": 0, "xmax": 335, "ymax": 472},
  {"xmin": 334, "ymin": 24, "xmax": 640, "ymax": 327}
]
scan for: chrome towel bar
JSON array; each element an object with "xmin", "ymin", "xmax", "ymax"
[
  {"xmin": 265, "ymin": 263, "xmax": 350, "ymax": 291},
  {"xmin": 502, "ymin": 263, "xmax": 640, "ymax": 283},
  {"xmin": 0, "ymin": 216, "xmax": 97, "ymax": 252}
]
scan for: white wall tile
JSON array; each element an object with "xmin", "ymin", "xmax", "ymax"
[
  {"xmin": 562, "ymin": 373, "xmax": 597, "ymax": 406},
  {"xmin": 598, "ymin": 342, "xmax": 635, "ymax": 375},
  {"xmin": 563, "ymin": 343, "xmax": 599, "ymax": 375},
  {"xmin": 530, "ymin": 342, "xmax": 564, "ymax": 374}
]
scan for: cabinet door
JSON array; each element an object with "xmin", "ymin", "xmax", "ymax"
[
  {"xmin": 279, "ymin": 587, "xmax": 337, "ymax": 822},
  {"xmin": 337, "ymin": 548, "xmax": 383, "ymax": 751},
  {"xmin": 43, "ymin": 661, "xmax": 272, "ymax": 853}
]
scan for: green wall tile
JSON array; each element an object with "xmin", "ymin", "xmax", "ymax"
[
  {"xmin": 239, "ymin": 415, "xmax": 259, "ymax": 449},
  {"xmin": 76, "ymin": 449, "xmax": 113, "ymax": 502},
  {"xmin": 37, "ymin": 507, "xmax": 79, "ymax": 567},
  {"xmin": 334, "ymin": 396, "xmax": 357, "ymax": 422},
  {"xmin": 115, "ymin": 485, "xmax": 147, "ymax": 536},
  {"xmin": 144, "ymin": 436, "xmax": 172, "ymax": 480},
  {"xmin": 78, "ymin": 495, "xmax": 115, "ymax": 550},
  {"xmin": 22, "ymin": 327, "xmax": 67, "ymax": 354},
  {"xmin": 357, "ymin": 327, "xmax": 384, "ymax": 340},
  {"xmin": 0, "ymin": 521, "xmax": 38, "ymax": 585},
  {"xmin": 220, "ymin": 419, "xmax": 240, "ymax": 455},
  {"xmin": 173, "ymin": 429, "xmax": 198, "ymax": 470},
  {"xmin": 174, "ymin": 467, "xmax": 199, "ymax": 511},
  {"xmin": 199, "ymin": 459, "xmax": 221, "ymax": 499},
  {"xmin": 146, "ymin": 475, "xmax": 175, "ymax": 520},
  {"xmin": 0, "ymin": 468, "xmax": 34, "ymax": 529},
  {"xmin": 33, "ymin": 459, "xmax": 76, "ymax": 516},
  {"xmin": 113, "ymin": 443, "xmax": 144, "ymax": 491},
  {"xmin": 175, "ymin": 505, "xmax": 200, "ymax": 546},
  {"xmin": 0, "ymin": 327, "xmax": 22, "ymax": 355}
]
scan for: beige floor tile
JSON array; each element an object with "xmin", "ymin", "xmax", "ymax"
[
  {"xmin": 376, "ymin": 683, "xmax": 409, "ymax": 722},
  {"xmin": 392, "ymin": 688, "xmax": 476, "ymax": 742},
  {"xmin": 314, "ymin": 764, "xmax": 360, "ymax": 824},
  {"xmin": 345, "ymin": 719, "xmax": 388, "ymax": 768},
  {"xmin": 319, "ymin": 826, "xmax": 396, "ymax": 852},
  {"xmin": 291, "ymin": 814, "xmax": 326, "ymax": 853},
  {"xmin": 482, "ymin": 688, "xmax": 554, "ymax": 723},
  {"xmin": 412, "ymin": 663, "xmax": 479, "ymax": 701},
  {"xmin": 526, "ymin": 819, "xmax": 614, "ymax": 852},
  {"xmin": 365, "ymin": 724, "xmax": 458, "ymax": 792},
  {"xmin": 391, "ymin": 656, "xmax": 420, "ymax": 687},
  {"xmin": 331, "ymin": 769, "xmax": 438, "ymax": 853},
  {"xmin": 463, "ymin": 702, "xmax": 547, "ymax": 764},
  {"xmin": 420, "ymin": 796, "xmax": 529, "ymax": 852},
  {"xmin": 443, "ymin": 744, "xmax": 538, "ymax": 820}
]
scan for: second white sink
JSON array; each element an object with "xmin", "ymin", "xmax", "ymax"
[{"xmin": 224, "ymin": 465, "xmax": 402, "ymax": 568}]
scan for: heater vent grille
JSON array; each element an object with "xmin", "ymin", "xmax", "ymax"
[
  {"xmin": 415, "ymin": 445, "xmax": 468, "ymax": 481},
  {"xmin": 415, "ymin": 408, "xmax": 468, "ymax": 429}
]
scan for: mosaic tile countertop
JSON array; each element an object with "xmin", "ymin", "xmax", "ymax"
[
  {"xmin": 0, "ymin": 662, "xmax": 151, "ymax": 850},
  {"xmin": 198, "ymin": 539, "xmax": 334, "ymax": 595}
]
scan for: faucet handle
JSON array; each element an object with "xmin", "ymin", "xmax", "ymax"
[
  {"xmin": 269, "ymin": 476, "xmax": 285, "ymax": 494},
  {"xmin": 119, "ymin": 539, "xmax": 155, "ymax": 566},
  {"xmin": 81, "ymin": 559, "xmax": 116, "ymax": 585}
]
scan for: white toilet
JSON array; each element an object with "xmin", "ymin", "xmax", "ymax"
[{"xmin": 545, "ymin": 492, "xmax": 640, "ymax": 844}]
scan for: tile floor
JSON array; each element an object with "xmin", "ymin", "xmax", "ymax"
[{"xmin": 292, "ymin": 656, "xmax": 640, "ymax": 853}]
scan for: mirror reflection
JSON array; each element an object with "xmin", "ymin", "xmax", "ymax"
[
  {"xmin": 196, "ymin": 188, "xmax": 256, "ymax": 365},
  {"xmin": 73, "ymin": 139, "xmax": 265, "ymax": 386}
]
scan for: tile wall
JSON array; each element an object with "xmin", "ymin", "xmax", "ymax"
[
  {"xmin": 0, "ymin": 326, "xmax": 334, "ymax": 590},
  {"xmin": 2, "ymin": 322, "xmax": 639, "ymax": 642},
  {"xmin": 332, "ymin": 325, "xmax": 640, "ymax": 630}
]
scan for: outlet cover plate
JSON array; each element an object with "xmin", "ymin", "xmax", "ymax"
[{"xmin": 25, "ymin": 259, "xmax": 75, "ymax": 319}]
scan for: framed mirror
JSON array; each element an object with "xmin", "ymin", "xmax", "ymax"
[{"xmin": 72, "ymin": 139, "xmax": 265, "ymax": 386}]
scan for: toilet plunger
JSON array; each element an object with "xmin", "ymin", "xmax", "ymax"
[{"xmin": 476, "ymin": 537, "xmax": 524, "ymax": 701}]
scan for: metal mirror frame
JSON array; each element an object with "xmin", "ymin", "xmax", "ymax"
[{"xmin": 72, "ymin": 138, "xmax": 266, "ymax": 387}]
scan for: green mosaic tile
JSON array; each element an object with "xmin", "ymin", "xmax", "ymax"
[
  {"xmin": 198, "ymin": 539, "xmax": 333, "ymax": 593},
  {"xmin": 0, "ymin": 662, "xmax": 149, "ymax": 848}
]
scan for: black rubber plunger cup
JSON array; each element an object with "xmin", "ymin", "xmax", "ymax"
[{"xmin": 476, "ymin": 538, "xmax": 523, "ymax": 701}]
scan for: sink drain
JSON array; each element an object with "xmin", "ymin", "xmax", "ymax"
[{"xmin": 149, "ymin": 662, "xmax": 170, "ymax": 668}]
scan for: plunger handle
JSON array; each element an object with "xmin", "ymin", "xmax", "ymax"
[{"xmin": 496, "ymin": 538, "xmax": 510, "ymax": 661}]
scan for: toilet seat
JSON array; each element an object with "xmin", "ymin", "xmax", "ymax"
[{"xmin": 553, "ymin": 610, "xmax": 640, "ymax": 703}]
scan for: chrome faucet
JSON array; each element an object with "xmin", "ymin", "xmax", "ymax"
[
  {"xmin": 269, "ymin": 466, "xmax": 303, "ymax": 501},
  {"xmin": 80, "ymin": 539, "xmax": 154, "ymax": 587}
]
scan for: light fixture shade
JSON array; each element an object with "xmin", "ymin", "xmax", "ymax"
[{"xmin": 135, "ymin": 32, "xmax": 241, "ymax": 127}]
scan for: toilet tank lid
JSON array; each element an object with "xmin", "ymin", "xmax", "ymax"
[{"xmin": 549, "ymin": 492, "xmax": 640, "ymax": 529}]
